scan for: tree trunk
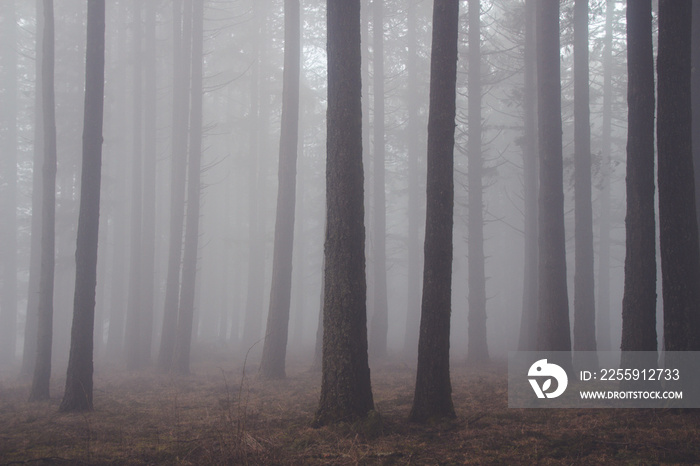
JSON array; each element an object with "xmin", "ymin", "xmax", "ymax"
[
  {"xmin": 157, "ymin": 0, "xmax": 191, "ymax": 371},
  {"xmin": 105, "ymin": 0, "xmax": 129, "ymax": 360},
  {"xmin": 241, "ymin": 1, "xmax": 266, "ymax": 357},
  {"xmin": 21, "ymin": 0, "xmax": 44, "ymax": 378},
  {"xmin": 125, "ymin": 0, "xmax": 144, "ymax": 371},
  {"xmin": 369, "ymin": 0, "xmax": 388, "ymax": 361},
  {"xmin": 536, "ymin": 0, "xmax": 571, "ymax": 367},
  {"xmin": 572, "ymin": 0, "xmax": 597, "ymax": 368},
  {"xmin": 693, "ymin": 0, "xmax": 700, "ymax": 255},
  {"xmin": 1, "ymin": 0, "xmax": 19, "ymax": 366},
  {"xmin": 596, "ymin": 0, "xmax": 614, "ymax": 352},
  {"xmin": 409, "ymin": 0, "xmax": 459, "ymax": 423},
  {"xmin": 517, "ymin": 0, "xmax": 538, "ymax": 352},
  {"xmin": 657, "ymin": 0, "xmax": 700, "ymax": 352},
  {"xmin": 311, "ymin": 236, "xmax": 325, "ymax": 373},
  {"xmin": 59, "ymin": 0, "xmax": 105, "ymax": 412},
  {"xmin": 29, "ymin": 0, "xmax": 57, "ymax": 402},
  {"xmin": 403, "ymin": 0, "xmax": 422, "ymax": 361},
  {"xmin": 314, "ymin": 0, "xmax": 374, "ymax": 426},
  {"xmin": 260, "ymin": 0, "xmax": 301, "ymax": 379},
  {"xmin": 139, "ymin": 0, "xmax": 158, "ymax": 365},
  {"xmin": 173, "ymin": 0, "xmax": 204, "ymax": 375},
  {"xmin": 620, "ymin": 0, "xmax": 657, "ymax": 381},
  {"xmin": 466, "ymin": 0, "xmax": 488, "ymax": 365}
]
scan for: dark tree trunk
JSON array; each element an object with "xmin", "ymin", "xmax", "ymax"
[
  {"xmin": 21, "ymin": 0, "xmax": 44, "ymax": 377},
  {"xmin": 157, "ymin": 0, "xmax": 191, "ymax": 371},
  {"xmin": 620, "ymin": 0, "xmax": 657, "ymax": 378},
  {"xmin": 597, "ymin": 0, "xmax": 614, "ymax": 352},
  {"xmin": 536, "ymin": 0, "xmax": 571, "ymax": 365},
  {"xmin": 693, "ymin": 0, "xmax": 700, "ymax": 251},
  {"xmin": 173, "ymin": 0, "xmax": 204, "ymax": 375},
  {"xmin": 657, "ymin": 0, "xmax": 700, "ymax": 352},
  {"xmin": 260, "ymin": 0, "xmax": 301, "ymax": 379},
  {"xmin": 369, "ymin": 0, "xmax": 388, "ymax": 361},
  {"xmin": 29, "ymin": 0, "xmax": 57, "ymax": 402},
  {"xmin": 518, "ymin": 0, "xmax": 538, "ymax": 352},
  {"xmin": 572, "ymin": 0, "xmax": 597, "ymax": 367},
  {"xmin": 59, "ymin": 0, "xmax": 105, "ymax": 412},
  {"xmin": 466, "ymin": 0, "xmax": 488, "ymax": 365},
  {"xmin": 409, "ymin": 0, "xmax": 459, "ymax": 423},
  {"xmin": 1, "ymin": 0, "xmax": 19, "ymax": 366},
  {"xmin": 125, "ymin": 0, "xmax": 144, "ymax": 371},
  {"xmin": 403, "ymin": 0, "xmax": 422, "ymax": 361},
  {"xmin": 314, "ymin": 0, "xmax": 374, "ymax": 426}
]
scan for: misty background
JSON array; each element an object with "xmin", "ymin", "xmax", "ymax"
[{"xmin": 0, "ymin": 0, "xmax": 635, "ymax": 375}]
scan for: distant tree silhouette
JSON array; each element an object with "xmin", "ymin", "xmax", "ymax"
[
  {"xmin": 536, "ymin": 0, "xmax": 571, "ymax": 368},
  {"xmin": 260, "ymin": 0, "xmax": 301, "ymax": 379},
  {"xmin": 29, "ymin": 0, "xmax": 57, "ymax": 403},
  {"xmin": 60, "ymin": 0, "xmax": 106, "ymax": 412}
]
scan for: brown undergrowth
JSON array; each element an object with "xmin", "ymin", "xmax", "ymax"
[{"xmin": 1, "ymin": 352, "xmax": 700, "ymax": 465}]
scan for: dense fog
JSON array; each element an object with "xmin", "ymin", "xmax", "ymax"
[{"xmin": 0, "ymin": 0, "xmax": 633, "ymax": 377}]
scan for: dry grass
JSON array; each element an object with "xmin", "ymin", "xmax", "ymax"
[{"xmin": 1, "ymin": 353, "xmax": 700, "ymax": 465}]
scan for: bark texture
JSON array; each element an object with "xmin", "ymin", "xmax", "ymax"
[
  {"xmin": 314, "ymin": 0, "xmax": 374, "ymax": 426},
  {"xmin": 621, "ymin": 0, "xmax": 657, "ymax": 353},
  {"xmin": 657, "ymin": 0, "xmax": 700, "ymax": 352},
  {"xmin": 409, "ymin": 0, "xmax": 459, "ymax": 423}
]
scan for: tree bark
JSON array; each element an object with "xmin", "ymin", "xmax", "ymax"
[
  {"xmin": 620, "ymin": 0, "xmax": 657, "ymax": 383},
  {"xmin": 60, "ymin": 0, "xmax": 105, "ymax": 412},
  {"xmin": 314, "ymin": 0, "xmax": 374, "ymax": 426},
  {"xmin": 260, "ymin": 0, "xmax": 301, "ymax": 379},
  {"xmin": 409, "ymin": 0, "xmax": 459, "ymax": 423},
  {"xmin": 29, "ymin": 0, "xmax": 57, "ymax": 402},
  {"xmin": 693, "ymin": 0, "xmax": 700, "ymax": 260},
  {"xmin": 657, "ymin": 0, "xmax": 700, "ymax": 352}
]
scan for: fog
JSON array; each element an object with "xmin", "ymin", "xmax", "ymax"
[{"xmin": 0, "ymin": 0, "xmax": 632, "ymax": 377}]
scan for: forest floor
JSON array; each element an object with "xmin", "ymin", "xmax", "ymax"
[{"xmin": 1, "ymin": 350, "xmax": 700, "ymax": 465}]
